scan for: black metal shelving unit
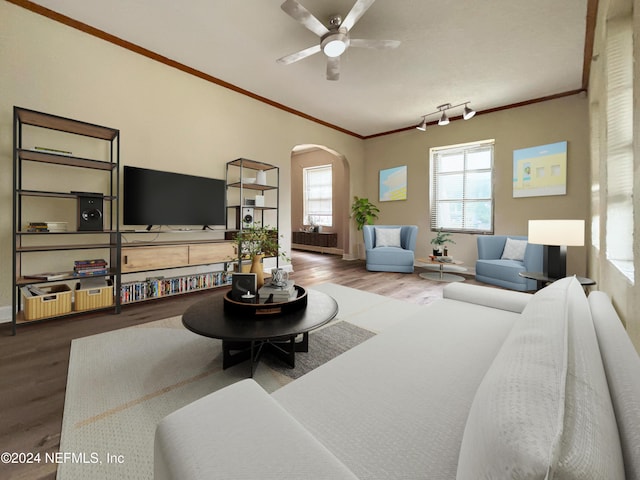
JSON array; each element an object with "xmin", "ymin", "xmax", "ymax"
[
  {"xmin": 12, "ymin": 107, "xmax": 120, "ymax": 335},
  {"xmin": 225, "ymin": 158, "xmax": 280, "ymax": 269}
]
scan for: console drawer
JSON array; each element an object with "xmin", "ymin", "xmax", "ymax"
[
  {"xmin": 121, "ymin": 246, "xmax": 189, "ymax": 272},
  {"xmin": 189, "ymin": 243, "xmax": 236, "ymax": 265}
]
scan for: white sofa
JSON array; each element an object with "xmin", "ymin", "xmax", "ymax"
[{"xmin": 154, "ymin": 278, "xmax": 640, "ymax": 480}]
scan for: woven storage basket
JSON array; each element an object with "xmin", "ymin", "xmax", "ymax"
[{"xmin": 23, "ymin": 284, "xmax": 72, "ymax": 321}]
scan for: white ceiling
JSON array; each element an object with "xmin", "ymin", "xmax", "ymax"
[{"xmin": 29, "ymin": 0, "xmax": 589, "ymax": 137}]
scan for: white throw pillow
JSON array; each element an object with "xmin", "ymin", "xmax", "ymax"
[
  {"xmin": 500, "ymin": 237, "xmax": 528, "ymax": 261},
  {"xmin": 374, "ymin": 228, "xmax": 402, "ymax": 248}
]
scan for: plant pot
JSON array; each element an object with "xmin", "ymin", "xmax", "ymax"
[
  {"xmin": 250, "ymin": 254, "xmax": 265, "ymax": 289},
  {"xmin": 433, "ymin": 249, "xmax": 443, "ymax": 257}
]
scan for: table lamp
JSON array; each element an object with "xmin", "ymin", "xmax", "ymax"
[{"xmin": 528, "ymin": 220, "xmax": 585, "ymax": 279}]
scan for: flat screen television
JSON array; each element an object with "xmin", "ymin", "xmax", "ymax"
[{"xmin": 123, "ymin": 166, "xmax": 226, "ymax": 227}]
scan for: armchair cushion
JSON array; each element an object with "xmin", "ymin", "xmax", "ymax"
[
  {"xmin": 374, "ymin": 227, "xmax": 401, "ymax": 248},
  {"xmin": 500, "ymin": 238, "xmax": 527, "ymax": 261}
]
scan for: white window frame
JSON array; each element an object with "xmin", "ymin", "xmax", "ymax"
[
  {"xmin": 429, "ymin": 140, "xmax": 494, "ymax": 234},
  {"xmin": 303, "ymin": 164, "xmax": 333, "ymax": 227}
]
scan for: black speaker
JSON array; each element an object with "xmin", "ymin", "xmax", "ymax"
[
  {"xmin": 242, "ymin": 207, "xmax": 254, "ymax": 227},
  {"xmin": 77, "ymin": 195, "xmax": 104, "ymax": 231}
]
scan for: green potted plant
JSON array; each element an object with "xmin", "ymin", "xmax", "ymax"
[
  {"xmin": 235, "ymin": 223, "xmax": 288, "ymax": 287},
  {"xmin": 430, "ymin": 228, "xmax": 455, "ymax": 256},
  {"xmin": 350, "ymin": 196, "xmax": 380, "ymax": 231}
]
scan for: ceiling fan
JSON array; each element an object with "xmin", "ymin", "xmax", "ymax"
[{"xmin": 276, "ymin": 0, "xmax": 401, "ymax": 81}]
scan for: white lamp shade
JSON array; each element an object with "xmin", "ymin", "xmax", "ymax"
[{"xmin": 528, "ymin": 219, "xmax": 585, "ymax": 246}]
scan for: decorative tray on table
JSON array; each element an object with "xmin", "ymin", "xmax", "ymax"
[{"xmin": 223, "ymin": 285, "xmax": 307, "ymax": 318}]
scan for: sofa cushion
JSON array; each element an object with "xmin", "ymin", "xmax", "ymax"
[
  {"xmin": 154, "ymin": 379, "xmax": 358, "ymax": 480},
  {"xmin": 475, "ymin": 258, "xmax": 527, "ymax": 285},
  {"xmin": 274, "ymin": 299, "xmax": 519, "ymax": 479},
  {"xmin": 500, "ymin": 237, "xmax": 528, "ymax": 261},
  {"xmin": 456, "ymin": 277, "xmax": 625, "ymax": 480},
  {"xmin": 374, "ymin": 227, "xmax": 401, "ymax": 248}
]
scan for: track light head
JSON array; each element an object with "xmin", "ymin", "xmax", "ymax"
[
  {"xmin": 438, "ymin": 111, "xmax": 449, "ymax": 126},
  {"xmin": 463, "ymin": 104, "xmax": 476, "ymax": 120},
  {"xmin": 416, "ymin": 117, "xmax": 427, "ymax": 131}
]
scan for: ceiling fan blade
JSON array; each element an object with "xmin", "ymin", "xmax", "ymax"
[
  {"xmin": 350, "ymin": 39, "xmax": 401, "ymax": 49},
  {"xmin": 326, "ymin": 56, "xmax": 340, "ymax": 81},
  {"xmin": 277, "ymin": 44, "xmax": 322, "ymax": 64},
  {"xmin": 281, "ymin": 0, "xmax": 329, "ymax": 37},
  {"xmin": 341, "ymin": 0, "xmax": 376, "ymax": 31}
]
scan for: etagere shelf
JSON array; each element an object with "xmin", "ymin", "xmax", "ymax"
[
  {"xmin": 12, "ymin": 107, "xmax": 121, "ymax": 334},
  {"xmin": 225, "ymin": 158, "xmax": 280, "ymax": 269}
]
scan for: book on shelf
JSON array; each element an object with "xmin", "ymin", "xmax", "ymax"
[
  {"xmin": 26, "ymin": 221, "xmax": 49, "ymax": 232},
  {"xmin": 46, "ymin": 221, "xmax": 68, "ymax": 232},
  {"xmin": 73, "ymin": 269, "xmax": 108, "ymax": 277},
  {"xmin": 32, "ymin": 146, "xmax": 73, "ymax": 156},
  {"xmin": 23, "ymin": 272, "xmax": 69, "ymax": 281},
  {"xmin": 74, "ymin": 258, "xmax": 108, "ymax": 267},
  {"xmin": 74, "ymin": 259, "xmax": 108, "ymax": 276}
]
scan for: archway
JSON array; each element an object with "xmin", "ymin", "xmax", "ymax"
[{"xmin": 289, "ymin": 145, "xmax": 351, "ymax": 257}]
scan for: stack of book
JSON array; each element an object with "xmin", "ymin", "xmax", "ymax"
[
  {"xmin": 74, "ymin": 258, "xmax": 108, "ymax": 277},
  {"xmin": 26, "ymin": 222, "xmax": 49, "ymax": 232},
  {"xmin": 258, "ymin": 279, "xmax": 296, "ymax": 304}
]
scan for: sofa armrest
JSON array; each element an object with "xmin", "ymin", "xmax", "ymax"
[
  {"xmin": 443, "ymin": 283, "xmax": 532, "ymax": 313},
  {"xmin": 523, "ymin": 243, "xmax": 544, "ymax": 272},
  {"xmin": 589, "ymin": 292, "xmax": 640, "ymax": 479},
  {"xmin": 155, "ymin": 379, "xmax": 357, "ymax": 480}
]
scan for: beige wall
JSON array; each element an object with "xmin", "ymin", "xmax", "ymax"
[
  {"xmin": 0, "ymin": 2, "xmax": 365, "ymax": 312},
  {"xmin": 587, "ymin": 0, "xmax": 640, "ymax": 352},
  {"xmin": 363, "ymin": 95, "xmax": 590, "ymax": 276},
  {"xmin": 290, "ymin": 148, "xmax": 350, "ymax": 253}
]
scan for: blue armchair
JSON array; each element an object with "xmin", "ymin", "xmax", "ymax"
[
  {"xmin": 475, "ymin": 235, "xmax": 543, "ymax": 291},
  {"xmin": 363, "ymin": 225, "xmax": 418, "ymax": 273}
]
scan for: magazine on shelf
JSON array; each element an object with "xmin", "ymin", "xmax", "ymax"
[{"xmin": 23, "ymin": 272, "xmax": 69, "ymax": 281}]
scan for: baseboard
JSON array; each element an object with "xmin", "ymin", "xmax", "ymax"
[
  {"xmin": 0, "ymin": 305, "xmax": 12, "ymax": 324},
  {"xmin": 292, "ymin": 244, "xmax": 343, "ymax": 255}
]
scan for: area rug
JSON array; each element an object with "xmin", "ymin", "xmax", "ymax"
[{"xmin": 57, "ymin": 283, "xmax": 426, "ymax": 480}]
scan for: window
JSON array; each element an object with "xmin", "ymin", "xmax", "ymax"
[
  {"xmin": 430, "ymin": 140, "xmax": 494, "ymax": 233},
  {"xmin": 604, "ymin": 16, "xmax": 634, "ymax": 282},
  {"xmin": 303, "ymin": 164, "xmax": 332, "ymax": 226}
]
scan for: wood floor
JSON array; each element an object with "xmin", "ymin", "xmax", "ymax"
[{"xmin": 0, "ymin": 250, "xmax": 484, "ymax": 480}]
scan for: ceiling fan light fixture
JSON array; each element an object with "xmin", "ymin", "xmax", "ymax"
[
  {"xmin": 463, "ymin": 104, "xmax": 476, "ymax": 120},
  {"xmin": 322, "ymin": 32, "xmax": 349, "ymax": 57}
]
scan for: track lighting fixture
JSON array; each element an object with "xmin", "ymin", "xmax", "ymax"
[{"xmin": 415, "ymin": 101, "xmax": 476, "ymax": 131}]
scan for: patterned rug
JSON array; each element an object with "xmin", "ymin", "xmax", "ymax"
[{"xmin": 57, "ymin": 283, "xmax": 426, "ymax": 479}]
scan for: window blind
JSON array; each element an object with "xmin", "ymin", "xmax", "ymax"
[
  {"xmin": 605, "ymin": 16, "xmax": 634, "ymax": 273},
  {"xmin": 430, "ymin": 141, "xmax": 494, "ymax": 233},
  {"xmin": 303, "ymin": 164, "xmax": 333, "ymax": 226}
]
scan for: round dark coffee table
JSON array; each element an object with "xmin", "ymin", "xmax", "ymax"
[{"xmin": 182, "ymin": 288, "xmax": 338, "ymax": 376}]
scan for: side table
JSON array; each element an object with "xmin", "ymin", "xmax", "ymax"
[
  {"xmin": 416, "ymin": 258, "xmax": 467, "ymax": 282},
  {"xmin": 519, "ymin": 272, "xmax": 596, "ymax": 292}
]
